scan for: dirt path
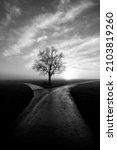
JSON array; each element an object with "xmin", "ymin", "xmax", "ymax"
[{"xmin": 13, "ymin": 82, "xmax": 96, "ymax": 149}]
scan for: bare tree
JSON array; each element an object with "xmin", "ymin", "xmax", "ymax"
[{"xmin": 32, "ymin": 47, "xmax": 65, "ymax": 84}]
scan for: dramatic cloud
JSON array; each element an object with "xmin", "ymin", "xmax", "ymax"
[
  {"xmin": 0, "ymin": 0, "xmax": 100, "ymax": 79},
  {"xmin": 1, "ymin": 2, "xmax": 21, "ymax": 27},
  {"xmin": 3, "ymin": 49, "xmax": 21, "ymax": 57},
  {"xmin": 2, "ymin": 0, "xmax": 94, "ymax": 57},
  {"xmin": 37, "ymin": 35, "xmax": 48, "ymax": 43},
  {"xmin": 24, "ymin": 35, "xmax": 100, "ymax": 73}
]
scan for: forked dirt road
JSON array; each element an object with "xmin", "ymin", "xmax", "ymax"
[{"xmin": 14, "ymin": 81, "xmax": 96, "ymax": 149}]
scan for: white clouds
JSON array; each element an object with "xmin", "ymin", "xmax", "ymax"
[
  {"xmin": 14, "ymin": 27, "xmax": 35, "ymax": 48},
  {"xmin": 52, "ymin": 35, "xmax": 99, "ymax": 55},
  {"xmin": 60, "ymin": 0, "xmax": 71, "ymax": 4},
  {"xmin": 3, "ymin": 25, "xmax": 36, "ymax": 57},
  {"xmin": 22, "ymin": 48, "xmax": 39, "ymax": 60},
  {"xmin": 53, "ymin": 35, "xmax": 83, "ymax": 50},
  {"xmin": 0, "ymin": 0, "xmax": 100, "ymax": 79},
  {"xmin": 2, "ymin": 0, "xmax": 99, "ymax": 78},
  {"xmin": 4, "ymin": 2, "xmax": 21, "ymax": 16},
  {"xmin": 37, "ymin": 35, "xmax": 48, "ymax": 43},
  {"xmin": 23, "ymin": 35, "xmax": 100, "ymax": 73},
  {"xmin": 65, "ymin": 36, "xmax": 99, "ymax": 53},
  {"xmin": 68, "ymin": 36, "xmax": 100, "ymax": 72},
  {"xmin": 3, "ymin": 0, "xmax": 94, "ymax": 57},
  {"xmin": 1, "ymin": 3, "xmax": 21, "ymax": 27},
  {"xmin": 11, "ymin": 6, "xmax": 21, "ymax": 16},
  {"xmin": 49, "ymin": 35, "xmax": 100, "ymax": 73},
  {"xmin": 76, "ymin": 36, "xmax": 100, "ymax": 53},
  {"xmin": 3, "ymin": 27, "xmax": 47, "ymax": 57},
  {"xmin": 52, "ymin": 26, "xmax": 73, "ymax": 37},
  {"xmin": 34, "ymin": 12, "xmax": 62, "ymax": 29},
  {"xmin": 59, "ymin": 1, "xmax": 94, "ymax": 23},
  {"xmin": 35, "ymin": 0, "xmax": 94, "ymax": 29},
  {"xmin": 58, "ymin": 0, "xmax": 71, "ymax": 11},
  {"xmin": 3, "ymin": 49, "xmax": 21, "ymax": 57}
]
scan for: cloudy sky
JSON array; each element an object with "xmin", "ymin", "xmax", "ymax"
[{"xmin": 0, "ymin": 0, "xmax": 100, "ymax": 80}]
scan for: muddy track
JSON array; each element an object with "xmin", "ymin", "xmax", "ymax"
[{"xmin": 12, "ymin": 81, "xmax": 97, "ymax": 149}]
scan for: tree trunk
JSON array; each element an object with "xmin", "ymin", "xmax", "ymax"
[{"xmin": 48, "ymin": 74, "xmax": 51, "ymax": 84}]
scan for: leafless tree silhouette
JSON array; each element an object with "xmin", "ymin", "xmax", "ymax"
[{"xmin": 32, "ymin": 47, "xmax": 65, "ymax": 84}]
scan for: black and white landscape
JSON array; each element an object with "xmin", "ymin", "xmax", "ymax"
[
  {"xmin": 0, "ymin": 79, "xmax": 100, "ymax": 150},
  {"xmin": 0, "ymin": 0, "xmax": 100, "ymax": 149}
]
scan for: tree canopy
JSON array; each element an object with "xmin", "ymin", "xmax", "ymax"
[{"xmin": 32, "ymin": 46, "xmax": 65, "ymax": 84}]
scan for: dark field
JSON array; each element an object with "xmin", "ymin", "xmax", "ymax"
[
  {"xmin": 70, "ymin": 81, "xmax": 100, "ymax": 149},
  {"xmin": 0, "ymin": 79, "xmax": 94, "ymax": 88},
  {"xmin": 0, "ymin": 82, "xmax": 34, "ymax": 148},
  {"xmin": 0, "ymin": 79, "xmax": 100, "ymax": 149}
]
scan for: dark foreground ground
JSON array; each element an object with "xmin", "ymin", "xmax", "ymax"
[
  {"xmin": 0, "ymin": 79, "xmax": 100, "ymax": 150},
  {"xmin": 0, "ymin": 82, "xmax": 33, "ymax": 148},
  {"xmin": 70, "ymin": 81, "xmax": 100, "ymax": 149}
]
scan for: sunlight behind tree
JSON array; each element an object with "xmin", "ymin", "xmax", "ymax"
[{"xmin": 32, "ymin": 47, "xmax": 65, "ymax": 84}]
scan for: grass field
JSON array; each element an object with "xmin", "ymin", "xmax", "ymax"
[
  {"xmin": 0, "ymin": 82, "xmax": 34, "ymax": 147},
  {"xmin": 0, "ymin": 79, "xmax": 100, "ymax": 149},
  {"xmin": 70, "ymin": 80, "xmax": 100, "ymax": 148}
]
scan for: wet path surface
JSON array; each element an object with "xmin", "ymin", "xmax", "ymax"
[{"xmin": 11, "ymin": 82, "xmax": 98, "ymax": 150}]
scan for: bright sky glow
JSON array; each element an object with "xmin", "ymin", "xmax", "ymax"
[
  {"xmin": 62, "ymin": 69, "xmax": 76, "ymax": 80},
  {"xmin": 0, "ymin": 0, "xmax": 100, "ymax": 80}
]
